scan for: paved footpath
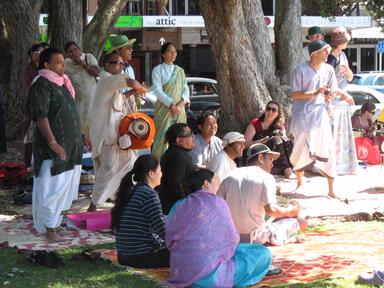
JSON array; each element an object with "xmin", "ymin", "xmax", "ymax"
[{"xmin": 276, "ymin": 165, "xmax": 384, "ymax": 218}]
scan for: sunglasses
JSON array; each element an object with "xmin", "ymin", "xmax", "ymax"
[
  {"xmin": 178, "ymin": 131, "xmax": 194, "ymax": 138},
  {"xmin": 108, "ymin": 61, "xmax": 125, "ymax": 65},
  {"xmin": 266, "ymin": 106, "xmax": 278, "ymax": 113}
]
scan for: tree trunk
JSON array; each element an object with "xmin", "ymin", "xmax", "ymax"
[
  {"xmin": 199, "ymin": 0, "xmax": 277, "ymax": 133},
  {"xmin": 83, "ymin": 0, "xmax": 130, "ymax": 60},
  {"xmin": 275, "ymin": 0, "xmax": 303, "ymax": 86},
  {"xmin": 156, "ymin": 0, "xmax": 169, "ymax": 15},
  {"xmin": 0, "ymin": 19, "xmax": 11, "ymax": 86},
  {"xmin": 242, "ymin": 0, "xmax": 288, "ymax": 104},
  {"xmin": 0, "ymin": 0, "xmax": 42, "ymax": 139},
  {"xmin": 48, "ymin": 0, "xmax": 83, "ymax": 51}
]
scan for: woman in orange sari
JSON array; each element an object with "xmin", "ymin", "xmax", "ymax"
[{"xmin": 151, "ymin": 42, "xmax": 190, "ymax": 159}]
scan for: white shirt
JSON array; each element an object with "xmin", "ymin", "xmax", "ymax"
[
  {"xmin": 207, "ymin": 150, "xmax": 237, "ymax": 182},
  {"xmin": 189, "ymin": 133, "xmax": 222, "ymax": 166},
  {"xmin": 218, "ymin": 166, "xmax": 277, "ymax": 234},
  {"xmin": 90, "ymin": 70, "xmax": 136, "ymax": 159}
]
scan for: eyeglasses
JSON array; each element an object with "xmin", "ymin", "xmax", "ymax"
[
  {"xmin": 32, "ymin": 51, "xmax": 41, "ymax": 55},
  {"xmin": 178, "ymin": 131, "xmax": 194, "ymax": 138},
  {"xmin": 108, "ymin": 61, "xmax": 125, "ymax": 65},
  {"xmin": 266, "ymin": 106, "xmax": 278, "ymax": 113}
]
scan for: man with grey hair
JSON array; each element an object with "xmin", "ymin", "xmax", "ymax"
[{"xmin": 218, "ymin": 143, "xmax": 307, "ymax": 245}]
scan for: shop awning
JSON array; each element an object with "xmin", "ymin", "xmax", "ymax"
[{"xmin": 351, "ymin": 27, "xmax": 384, "ymax": 39}]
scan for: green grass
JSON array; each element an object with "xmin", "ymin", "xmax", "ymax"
[
  {"xmin": 0, "ymin": 243, "xmax": 161, "ymax": 288},
  {"xmin": 0, "ymin": 222, "xmax": 381, "ymax": 287}
]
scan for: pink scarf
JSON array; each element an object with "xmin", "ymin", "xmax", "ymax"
[{"xmin": 38, "ymin": 69, "xmax": 76, "ymax": 98}]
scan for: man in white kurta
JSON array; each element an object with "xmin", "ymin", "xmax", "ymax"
[
  {"xmin": 88, "ymin": 53, "xmax": 146, "ymax": 211},
  {"xmin": 290, "ymin": 40, "xmax": 353, "ymax": 198}
]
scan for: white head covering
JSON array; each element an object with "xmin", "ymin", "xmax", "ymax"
[{"xmin": 222, "ymin": 132, "xmax": 245, "ymax": 148}]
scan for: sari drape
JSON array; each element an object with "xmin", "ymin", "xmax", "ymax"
[{"xmin": 152, "ymin": 66, "xmax": 187, "ymax": 159}]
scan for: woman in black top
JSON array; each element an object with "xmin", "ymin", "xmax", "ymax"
[{"xmin": 111, "ymin": 154, "xmax": 170, "ymax": 268}]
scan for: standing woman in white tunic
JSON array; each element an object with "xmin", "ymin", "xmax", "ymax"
[
  {"xmin": 151, "ymin": 42, "xmax": 190, "ymax": 159},
  {"xmin": 326, "ymin": 27, "xmax": 358, "ymax": 175}
]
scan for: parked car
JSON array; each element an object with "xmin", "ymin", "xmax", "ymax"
[
  {"xmin": 351, "ymin": 72, "xmax": 384, "ymax": 94},
  {"xmin": 346, "ymin": 84, "xmax": 384, "ymax": 119},
  {"xmin": 138, "ymin": 77, "xmax": 220, "ymax": 118}
]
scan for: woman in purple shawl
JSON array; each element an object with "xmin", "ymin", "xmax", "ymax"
[{"xmin": 165, "ymin": 168, "xmax": 272, "ymax": 287}]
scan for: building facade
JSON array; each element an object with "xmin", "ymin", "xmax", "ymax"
[{"xmin": 40, "ymin": 0, "xmax": 383, "ymax": 82}]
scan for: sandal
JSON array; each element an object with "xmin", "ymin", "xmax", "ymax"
[
  {"xmin": 358, "ymin": 270, "xmax": 384, "ymax": 286},
  {"xmin": 26, "ymin": 250, "xmax": 64, "ymax": 268},
  {"xmin": 72, "ymin": 249, "xmax": 100, "ymax": 261},
  {"xmin": 266, "ymin": 264, "xmax": 282, "ymax": 276}
]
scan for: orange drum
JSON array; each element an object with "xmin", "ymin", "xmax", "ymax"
[{"xmin": 118, "ymin": 113, "xmax": 156, "ymax": 150}]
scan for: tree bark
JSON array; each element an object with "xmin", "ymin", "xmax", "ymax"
[
  {"xmin": 242, "ymin": 0, "xmax": 288, "ymax": 104},
  {"xmin": 156, "ymin": 0, "xmax": 169, "ymax": 15},
  {"xmin": 199, "ymin": 0, "xmax": 281, "ymax": 133},
  {"xmin": 275, "ymin": 0, "xmax": 303, "ymax": 86},
  {"xmin": 0, "ymin": 0, "xmax": 42, "ymax": 139},
  {"xmin": 83, "ymin": 0, "xmax": 130, "ymax": 60},
  {"xmin": 0, "ymin": 19, "xmax": 11, "ymax": 86},
  {"xmin": 48, "ymin": 0, "xmax": 83, "ymax": 51}
]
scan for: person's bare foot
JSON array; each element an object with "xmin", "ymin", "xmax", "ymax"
[
  {"xmin": 87, "ymin": 202, "xmax": 97, "ymax": 212},
  {"xmin": 45, "ymin": 230, "xmax": 66, "ymax": 243},
  {"xmin": 327, "ymin": 192, "xmax": 338, "ymax": 199},
  {"xmin": 55, "ymin": 228, "xmax": 67, "ymax": 237}
]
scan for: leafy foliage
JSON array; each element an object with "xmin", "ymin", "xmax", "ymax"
[{"xmin": 302, "ymin": 0, "xmax": 384, "ymax": 29}]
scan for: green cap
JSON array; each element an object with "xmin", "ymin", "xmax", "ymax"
[{"xmin": 105, "ymin": 35, "xmax": 136, "ymax": 54}]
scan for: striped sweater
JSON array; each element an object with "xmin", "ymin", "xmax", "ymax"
[{"xmin": 116, "ymin": 182, "xmax": 166, "ymax": 256}]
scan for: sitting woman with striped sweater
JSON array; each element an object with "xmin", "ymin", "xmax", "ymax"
[{"xmin": 111, "ymin": 154, "xmax": 170, "ymax": 268}]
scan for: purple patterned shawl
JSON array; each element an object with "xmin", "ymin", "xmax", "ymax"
[{"xmin": 165, "ymin": 190, "xmax": 239, "ymax": 287}]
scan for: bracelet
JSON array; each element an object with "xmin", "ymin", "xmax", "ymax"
[{"xmin": 48, "ymin": 141, "xmax": 57, "ymax": 146}]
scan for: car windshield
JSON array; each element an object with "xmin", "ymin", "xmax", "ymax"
[
  {"xmin": 351, "ymin": 76, "xmax": 362, "ymax": 84},
  {"xmin": 374, "ymin": 76, "xmax": 384, "ymax": 86},
  {"xmin": 189, "ymin": 82, "xmax": 218, "ymax": 97},
  {"xmin": 363, "ymin": 75, "xmax": 377, "ymax": 85}
]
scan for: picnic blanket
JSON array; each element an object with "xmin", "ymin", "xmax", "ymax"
[
  {"xmin": 0, "ymin": 215, "xmax": 114, "ymax": 250},
  {"xmin": 100, "ymin": 222, "xmax": 384, "ymax": 287}
]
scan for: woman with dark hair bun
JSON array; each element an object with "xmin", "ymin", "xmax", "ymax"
[
  {"xmin": 151, "ymin": 42, "xmax": 190, "ymax": 159},
  {"xmin": 165, "ymin": 168, "xmax": 272, "ymax": 287},
  {"xmin": 112, "ymin": 154, "xmax": 169, "ymax": 268}
]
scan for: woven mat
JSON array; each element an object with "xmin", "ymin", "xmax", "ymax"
[
  {"xmin": 100, "ymin": 222, "xmax": 384, "ymax": 286},
  {"xmin": 0, "ymin": 215, "xmax": 115, "ymax": 250}
]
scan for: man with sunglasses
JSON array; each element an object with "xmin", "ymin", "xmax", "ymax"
[
  {"xmin": 158, "ymin": 123, "xmax": 196, "ymax": 214},
  {"xmin": 88, "ymin": 53, "xmax": 147, "ymax": 212}
]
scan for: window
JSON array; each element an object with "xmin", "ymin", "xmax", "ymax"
[
  {"xmin": 374, "ymin": 76, "xmax": 384, "ymax": 86},
  {"xmin": 350, "ymin": 92, "xmax": 370, "ymax": 105},
  {"xmin": 363, "ymin": 75, "xmax": 376, "ymax": 85}
]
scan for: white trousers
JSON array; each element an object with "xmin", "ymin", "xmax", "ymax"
[
  {"xmin": 290, "ymin": 115, "xmax": 336, "ymax": 178},
  {"xmin": 91, "ymin": 144, "xmax": 137, "ymax": 206},
  {"xmin": 32, "ymin": 160, "xmax": 81, "ymax": 234}
]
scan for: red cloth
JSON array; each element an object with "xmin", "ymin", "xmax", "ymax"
[{"xmin": 250, "ymin": 118, "xmax": 263, "ymax": 132}]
